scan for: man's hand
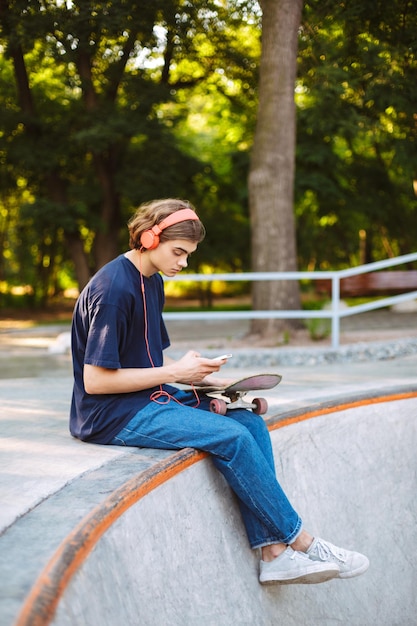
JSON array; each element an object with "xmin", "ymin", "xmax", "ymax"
[
  {"xmin": 197, "ymin": 374, "xmax": 235, "ymax": 388},
  {"xmin": 170, "ymin": 350, "xmax": 225, "ymax": 383}
]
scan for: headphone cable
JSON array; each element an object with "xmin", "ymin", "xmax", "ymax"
[{"xmin": 138, "ymin": 248, "xmax": 200, "ymax": 408}]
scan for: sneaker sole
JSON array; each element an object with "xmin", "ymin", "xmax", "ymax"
[{"xmin": 260, "ymin": 564, "xmax": 339, "ymax": 585}]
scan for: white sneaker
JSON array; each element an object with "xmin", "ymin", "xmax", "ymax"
[
  {"xmin": 307, "ymin": 537, "xmax": 370, "ymax": 579},
  {"xmin": 259, "ymin": 546, "xmax": 339, "ymax": 585}
]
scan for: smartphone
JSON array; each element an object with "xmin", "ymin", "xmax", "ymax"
[{"xmin": 212, "ymin": 353, "xmax": 233, "ymax": 361}]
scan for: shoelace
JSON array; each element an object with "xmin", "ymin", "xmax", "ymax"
[{"xmin": 314, "ymin": 540, "xmax": 347, "ymax": 564}]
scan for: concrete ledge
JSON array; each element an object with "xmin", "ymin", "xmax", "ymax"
[{"xmin": 7, "ymin": 388, "xmax": 417, "ymax": 626}]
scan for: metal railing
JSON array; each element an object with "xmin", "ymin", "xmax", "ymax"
[{"xmin": 163, "ymin": 252, "xmax": 417, "ymax": 349}]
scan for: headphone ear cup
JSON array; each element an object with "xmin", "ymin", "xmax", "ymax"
[{"xmin": 140, "ymin": 229, "xmax": 159, "ymax": 250}]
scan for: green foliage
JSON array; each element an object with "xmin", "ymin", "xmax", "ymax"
[
  {"xmin": 296, "ymin": 0, "xmax": 417, "ymax": 269},
  {"xmin": 0, "ymin": 0, "xmax": 261, "ymax": 301},
  {"xmin": 0, "ymin": 0, "xmax": 416, "ymax": 306}
]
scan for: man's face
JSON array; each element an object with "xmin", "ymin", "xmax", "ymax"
[{"xmin": 147, "ymin": 239, "xmax": 198, "ymax": 277}]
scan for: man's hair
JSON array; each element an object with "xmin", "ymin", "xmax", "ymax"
[{"xmin": 128, "ymin": 198, "xmax": 206, "ymax": 250}]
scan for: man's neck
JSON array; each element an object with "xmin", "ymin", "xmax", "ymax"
[{"xmin": 124, "ymin": 249, "xmax": 154, "ymax": 277}]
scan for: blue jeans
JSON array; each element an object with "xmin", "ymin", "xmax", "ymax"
[{"xmin": 110, "ymin": 388, "xmax": 302, "ymax": 549}]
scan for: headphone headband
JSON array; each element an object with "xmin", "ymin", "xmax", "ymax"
[
  {"xmin": 152, "ymin": 208, "xmax": 199, "ymax": 235},
  {"xmin": 140, "ymin": 208, "xmax": 199, "ymax": 250}
]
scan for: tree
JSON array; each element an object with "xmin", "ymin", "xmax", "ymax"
[
  {"xmin": 2, "ymin": 0, "xmax": 415, "ymax": 310},
  {"xmin": 295, "ymin": 0, "xmax": 417, "ymax": 269},
  {"xmin": 0, "ymin": 0, "xmax": 261, "ymax": 303},
  {"xmin": 248, "ymin": 0, "xmax": 303, "ymax": 337}
]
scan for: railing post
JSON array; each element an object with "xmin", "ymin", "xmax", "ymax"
[{"xmin": 331, "ymin": 275, "xmax": 340, "ymax": 349}]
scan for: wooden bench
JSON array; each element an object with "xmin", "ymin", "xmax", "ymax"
[{"xmin": 316, "ymin": 270, "xmax": 417, "ymax": 298}]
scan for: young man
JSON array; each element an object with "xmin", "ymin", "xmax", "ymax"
[{"xmin": 70, "ymin": 198, "xmax": 369, "ymax": 585}]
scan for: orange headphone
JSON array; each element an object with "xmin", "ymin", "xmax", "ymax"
[{"xmin": 140, "ymin": 208, "xmax": 199, "ymax": 250}]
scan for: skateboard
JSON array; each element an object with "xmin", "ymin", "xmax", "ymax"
[{"xmin": 192, "ymin": 373, "xmax": 282, "ymax": 416}]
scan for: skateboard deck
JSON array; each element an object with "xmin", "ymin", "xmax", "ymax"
[{"xmin": 192, "ymin": 373, "xmax": 282, "ymax": 415}]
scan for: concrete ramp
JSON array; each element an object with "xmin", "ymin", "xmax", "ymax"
[{"xmin": 15, "ymin": 391, "xmax": 417, "ymax": 626}]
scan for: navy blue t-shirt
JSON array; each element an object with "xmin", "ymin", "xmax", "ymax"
[{"xmin": 70, "ymin": 254, "xmax": 171, "ymax": 443}]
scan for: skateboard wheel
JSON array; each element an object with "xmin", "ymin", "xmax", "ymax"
[
  {"xmin": 253, "ymin": 397, "xmax": 268, "ymax": 415},
  {"xmin": 209, "ymin": 398, "xmax": 228, "ymax": 415}
]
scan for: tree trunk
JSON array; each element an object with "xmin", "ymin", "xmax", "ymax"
[
  {"xmin": 65, "ymin": 232, "xmax": 92, "ymax": 292},
  {"xmin": 77, "ymin": 50, "xmax": 123, "ymax": 270},
  {"xmin": 248, "ymin": 0, "xmax": 303, "ymax": 337},
  {"xmin": 92, "ymin": 153, "xmax": 122, "ymax": 270}
]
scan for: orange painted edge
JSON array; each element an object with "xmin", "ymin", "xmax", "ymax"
[
  {"xmin": 15, "ymin": 448, "xmax": 207, "ymax": 626},
  {"xmin": 268, "ymin": 389, "xmax": 417, "ymax": 432},
  {"xmin": 14, "ymin": 389, "xmax": 417, "ymax": 626}
]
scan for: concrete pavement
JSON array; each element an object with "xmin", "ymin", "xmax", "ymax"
[{"xmin": 0, "ymin": 320, "xmax": 416, "ymax": 625}]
